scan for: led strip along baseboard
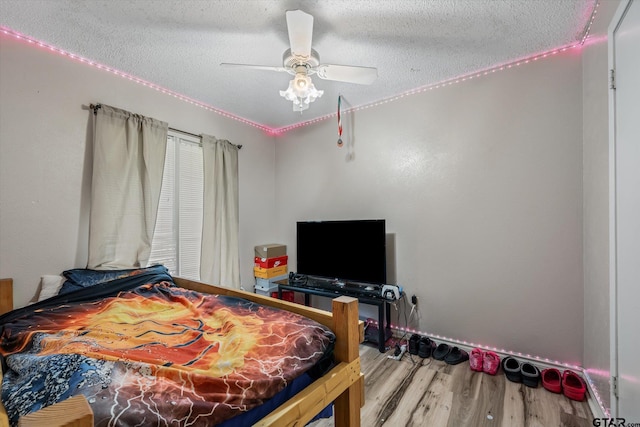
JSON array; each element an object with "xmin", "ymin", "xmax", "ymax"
[{"xmin": 370, "ymin": 321, "xmax": 610, "ymax": 418}]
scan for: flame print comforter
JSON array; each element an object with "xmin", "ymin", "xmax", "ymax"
[{"xmin": 0, "ymin": 269, "xmax": 335, "ymax": 426}]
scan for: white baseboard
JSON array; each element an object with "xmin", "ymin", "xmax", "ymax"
[{"xmin": 583, "ymin": 370, "xmax": 609, "ymax": 419}]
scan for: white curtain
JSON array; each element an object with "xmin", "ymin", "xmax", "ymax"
[
  {"xmin": 88, "ymin": 104, "xmax": 168, "ymax": 269},
  {"xmin": 200, "ymin": 135, "xmax": 240, "ymax": 288}
]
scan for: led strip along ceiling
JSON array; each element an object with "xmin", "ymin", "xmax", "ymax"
[
  {"xmin": 0, "ymin": 26, "xmax": 275, "ymax": 135},
  {"xmin": 0, "ymin": 1, "xmax": 600, "ymax": 137},
  {"xmin": 274, "ymin": 0, "xmax": 601, "ymax": 134}
]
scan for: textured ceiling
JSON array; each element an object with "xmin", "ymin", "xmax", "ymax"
[{"xmin": 0, "ymin": 0, "xmax": 598, "ymax": 131}]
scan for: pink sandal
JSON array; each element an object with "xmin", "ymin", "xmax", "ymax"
[
  {"xmin": 483, "ymin": 351, "xmax": 500, "ymax": 375},
  {"xmin": 470, "ymin": 348, "xmax": 484, "ymax": 372}
]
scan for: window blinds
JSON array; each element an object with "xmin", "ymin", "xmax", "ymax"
[{"xmin": 149, "ymin": 133, "xmax": 203, "ymax": 279}]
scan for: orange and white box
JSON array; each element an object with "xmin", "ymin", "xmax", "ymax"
[{"xmin": 253, "ymin": 265, "xmax": 288, "ymax": 279}]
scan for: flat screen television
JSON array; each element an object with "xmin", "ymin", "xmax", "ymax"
[{"xmin": 296, "ymin": 219, "xmax": 386, "ymax": 284}]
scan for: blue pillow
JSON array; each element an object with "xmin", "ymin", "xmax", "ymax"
[{"xmin": 59, "ymin": 264, "xmax": 169, "ymax": 295}]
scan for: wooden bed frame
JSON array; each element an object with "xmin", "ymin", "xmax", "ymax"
[{"xmin": 0, "ymin": 277, "xmax": 365, "ymax": 427}]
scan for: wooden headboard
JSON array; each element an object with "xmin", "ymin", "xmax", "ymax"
[{"xmin": 0, "ymin": 278, "xmax": 12, "ymax": 315}]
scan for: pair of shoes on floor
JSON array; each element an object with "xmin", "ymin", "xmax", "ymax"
[
  {"xmin": 469, "ymin": 348, "xmax": 500, "ymax": 375},
  {"xmin": 408, "ymin": 334, "xmax": 437, "ymax": 358},
  {"xmin": 502, "ymin": 356, "xmax": 540, "ymax": 387},
  {"xmin": 432, "ymin": 343, "xmax": 469, "ymax": 365},
  {"xmin": 541, "ymin": 368, "xmax": 586, "ymax": 401}
]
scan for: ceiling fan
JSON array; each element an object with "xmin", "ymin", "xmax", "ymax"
[{"xmin": 220, "ymin": 10, "xmax": 378, "ymax": 112}]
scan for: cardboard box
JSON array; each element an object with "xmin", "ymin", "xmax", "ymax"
[
  {"xmin": 254, "ymin": 244, "xmax": 286, "ymax": 259},
  {"xmin": 255, "ymin": 274, "xmax": 288, "ymax": 291},
  {"xmin": 253, "ymin": 265, "xmax": 288, "ymax": 279},
  {"xmin": 254, "ymin": 255, "xmax": 288, "ymax": 269}
]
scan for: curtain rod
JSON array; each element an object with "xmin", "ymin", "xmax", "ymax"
[{"xmin": 88, "ymin": 103, "xmax": 242, "ymax": 149}]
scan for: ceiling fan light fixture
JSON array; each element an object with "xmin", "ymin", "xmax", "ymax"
[
  {"xmin": 223, "ymin": 11, "xmax": 376, "ymax": 114},
  {"xmin": 295, "ymin": 73, "xmax": 309, "ymax": 89},
  {"xmin": 279, "ymin": 73, "xmax": 323, "ymax": 112}
]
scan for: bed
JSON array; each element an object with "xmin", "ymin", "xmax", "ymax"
[{"xmin": 0, "ymin": 267, "xmax": 364, "ymax": 426}]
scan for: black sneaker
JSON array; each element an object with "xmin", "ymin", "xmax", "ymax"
[
  {"xmin": 418, "ymin": 336, "xmax": 435, "ymax": 358},
  {"xmin": 408, "ymin": 334, "xmax": 421, "ymax": 355}
]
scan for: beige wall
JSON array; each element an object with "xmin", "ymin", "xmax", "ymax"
[
  {"xmin": 0, "ymin": 35, "xmax": 277, "ymax": 307},
  {"xmin": 275, "ymin": 50, "xmax": 585, "ymax": 363}
]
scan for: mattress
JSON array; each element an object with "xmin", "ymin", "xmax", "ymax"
[{"xmin": 0, "ymin": 267, "xmax": 335, "ymax": 426}]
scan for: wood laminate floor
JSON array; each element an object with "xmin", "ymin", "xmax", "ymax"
[{"xmin": 310, "ymin": 344, "xmax": 594, "ymax": 427}]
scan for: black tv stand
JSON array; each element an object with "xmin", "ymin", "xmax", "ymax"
[{"xmin": 276, "ymin": 276, "xmax": 400, "ymax": 352}]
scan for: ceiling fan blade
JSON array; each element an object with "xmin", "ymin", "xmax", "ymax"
[
  {"xmin": 220, "ymin": 63, "xmax": 289, "ymax": 73},
  {"xmin": 315, "ymin": 64, "xmax": 378, "ymax": 85},
  {"xmin": 286, "ymin": 10, "xmax": 313, "ymax": 58}
]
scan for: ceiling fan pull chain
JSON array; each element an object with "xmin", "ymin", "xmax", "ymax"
[{"xmin": 337, "ymin": 95, "xmax": 343, "ymax": 148}]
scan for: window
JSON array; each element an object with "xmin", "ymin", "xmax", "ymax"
[{"xmin": 149, "ymin": 131, "xmax": 203, "ymax": 279}]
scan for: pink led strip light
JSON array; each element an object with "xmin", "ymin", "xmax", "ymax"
[
  {"xmin": 3, "ymin": 1, "xmax": 600, "ymax": 137},
  {"xmin": 378, "ymin": 320, "xmax": 583, "ymax": 370},
  {"xmin": 580, "ymin": 0, "xmax": 600, "ymax": 45},
  {"xmin": 1, "ymin": 0, "xmax": 600, "ymax": 138},
  {"xmin": 273, "ymin": 42, "xmax": 583, "ymax": 134},
  {"xmin": 0, "ymin": 26, "xmax": 279, "ymax": 136},
  {"xmin": 372, "ymin": 316, "xmax": 611, "ymax": 417}
]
